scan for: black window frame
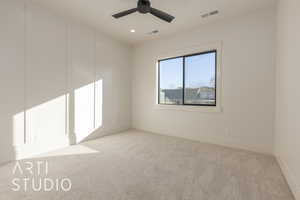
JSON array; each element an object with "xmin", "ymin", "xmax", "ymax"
[{"xmin": 158, "ymin": 50, "xmax": 217, "ymax": 107}]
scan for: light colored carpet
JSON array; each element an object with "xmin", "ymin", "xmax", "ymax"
[{"xmin": 0, "ymin": 130, "xmax": 295, "ymax": 200}]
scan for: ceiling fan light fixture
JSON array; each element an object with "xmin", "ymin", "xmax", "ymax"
[{"xmin": 112, "ymin": 0, "xmax": 175, "ymax": 23}]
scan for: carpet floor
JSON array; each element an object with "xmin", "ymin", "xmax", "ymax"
[{"xmin": 0, "ymin": 130, "xmax": 295, "ymax": 200}]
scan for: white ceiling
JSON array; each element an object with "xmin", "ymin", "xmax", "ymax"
[{"xmin": 31, "ymin": 0, "xmax": 276, "ymax": 45}]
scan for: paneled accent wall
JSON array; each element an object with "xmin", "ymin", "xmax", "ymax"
[{"xmin": 0, "ymin": 0, "xmax": 131, "ymax": 164}]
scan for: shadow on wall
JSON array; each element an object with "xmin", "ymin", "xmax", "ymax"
[{"xmin": 11, "ymin": 79, "xmax": 103, "ymax": 162}]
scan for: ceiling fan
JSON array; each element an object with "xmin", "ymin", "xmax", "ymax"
[{"xmin": 112, "ymin": 0, "xmax": 175, "ymax": 23}]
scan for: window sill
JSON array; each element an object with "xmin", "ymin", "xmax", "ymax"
[{"xmin": 154, "ymin": 104, "xmax": 222, "ymax": 113}]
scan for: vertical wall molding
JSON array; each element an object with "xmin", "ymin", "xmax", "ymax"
[
  {"xmin": 65, "ymin": 20, "xmax": 69, "ymax": 136},
  {"xmin": 68, "ymin": 23, "xmax": 75, "ymax": 144},
  {"xmin": 23, "ymin": 1, "xmax": 27, "ymax": 144},
  {"xmin": 93, "ymin": 30, "xmax": 97, "ymax": 129}
]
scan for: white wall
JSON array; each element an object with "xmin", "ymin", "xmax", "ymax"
[
  {"xmin": 0, "ymin": 0, "xmax": 25, "ymax": 164},
  {"xmin": 275, "ymin": 0, "xmax": 300, "ymax": 199},
  {"xmin": 132, "ymin": 8, "xmax": 276, "ymax": 154},
  {"xmin": 0, "ymin": 0, "xmax": 131, "ymax": 165}
]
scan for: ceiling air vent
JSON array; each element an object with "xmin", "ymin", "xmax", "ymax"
[
  {"xmin": 148, "ymin": 30, "xmax": 159, "ymax": 35},
  {"xmin": 201, "ymin": 10, "xmax": 219, "ymax": 18}
]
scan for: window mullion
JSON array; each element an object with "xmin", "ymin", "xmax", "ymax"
[
  {"xmin": 183, "ymin": 56, "xmax": 185, "ymax": 105},
  {"xmin": 158, "ymin": 61, "xmax": 160, "ymax": 104}
]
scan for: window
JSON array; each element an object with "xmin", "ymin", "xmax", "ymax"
[
  {"xmin": 159, "ymin": 57, "xmax": 183, "ymax": 105},
  {"xmin": 158, "ymin": 50, "xmax": 217, "ymax": 106}
]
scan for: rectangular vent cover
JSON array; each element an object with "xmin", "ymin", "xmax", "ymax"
[{"xmin": 201, "ymin": 10, "xmax": 219, "ymax": 18}]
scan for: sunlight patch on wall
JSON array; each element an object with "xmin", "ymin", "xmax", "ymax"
[
  {"xmin": 12, "ymin": 80, "xmax": 103, "ymax": 158},
  {"xmin": 74, "ymin": 82, "xmax": 95, "ymax": 142},
  {"xmin": 95, "ymin": 79, "xmax": 103, "ymax": 129},
  {"xmin": 13, "ymin": 112, "xmax": 24, "ymax": 146},
  {"xmin": 26, "ymin": 95, "xmax": 67, "ymax": 144},
  {"xmin": 74, "ymin": 79, "xmax": 103, "ymax": 143}
]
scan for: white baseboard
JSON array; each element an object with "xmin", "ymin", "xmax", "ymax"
[
  {"xmin": 14, "ymin": 127, "xmax": 131, "ymax": 160},
  {"xmin": 3, "ymin": 128, "xmax": 130, "ymax": 164},
  {"xmin": 14, "ymin": 136, "xmax": 70, "ymax": 160},
  {"xmin": 277, "ymin": 156, "xmax": 300, "ymax": 200},
  {"xmin": 132, "ymin": 127, "xmax": 273, "ymax": 155}
]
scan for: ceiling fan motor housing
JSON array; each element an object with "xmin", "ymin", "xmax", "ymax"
[
  {"xmin": 112, "ymin": 0, "xmax": 174, "ymax": 23},
  {"xmin": 138, "ymin": 0, "xmax": 151, "ymax": 14}
]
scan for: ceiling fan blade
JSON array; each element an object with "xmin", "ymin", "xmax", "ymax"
[
  {"xmin": 112, "ymin": 8, "xmax": 138, "ymax": 18},
  {"xmin": 150, "ymin": 7, "xmax": 175, "ymax": 23}
]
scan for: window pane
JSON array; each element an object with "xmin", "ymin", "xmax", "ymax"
[
  {"xmin": 184, "ymin": 52, "xmax": 216, "ymax": 105},
  {"xmin": 159, "ymin": 57, "xmax": 183, "ymax": 105}
]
